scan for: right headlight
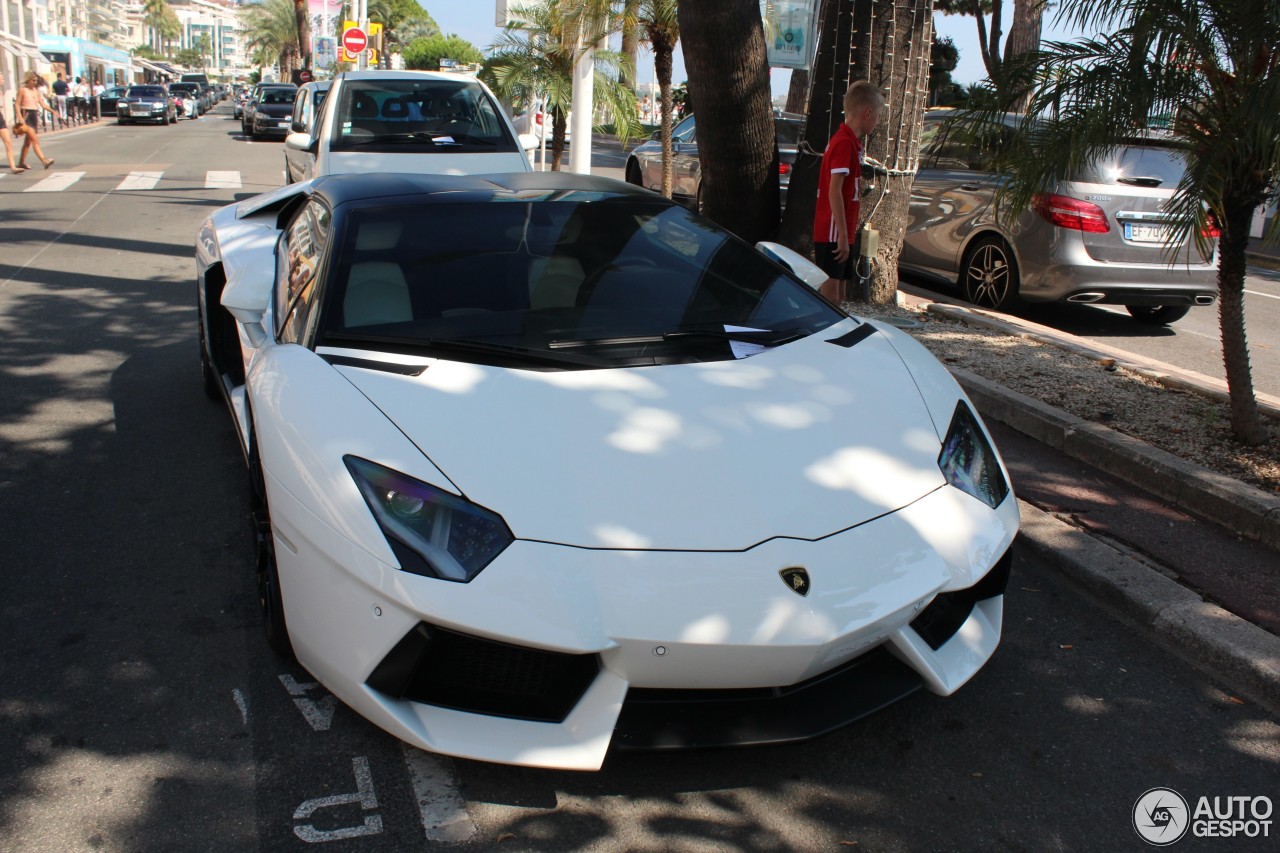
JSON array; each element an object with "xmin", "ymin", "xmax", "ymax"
[
  {"xmin": 937, "ymin": 402, "xmax": 1009, "ymax": 509},
  {"xmin": 345, "ymin": 456, "xmax": 514, "ymax": 583}
]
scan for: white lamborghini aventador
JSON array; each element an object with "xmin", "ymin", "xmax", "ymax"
[{"xmin": 196, "ymin": 171, "xmax": 1020, "ymax": 770}]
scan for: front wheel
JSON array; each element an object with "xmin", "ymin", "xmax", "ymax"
[
  {"xmin": 960, "ymin": 237, "xmax": 1020, "ymax": 310},
  {"xmin": 625, "ymin": 160, "xmax": 643, "ymax": 187},
  {"xmin": 254, "ymin": 506, "xmax": 296, "ymax": 661},
  {"xmin": 1126, "ymin": 305, "xmax": 1190, "ymax": 325}
]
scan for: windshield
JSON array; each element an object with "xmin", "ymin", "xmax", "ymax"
[
  {"xmin": 128, "ymin": 87, "xmax": 165, "ymax": 98},
  {"xmin": 258, "ymin": 88, "xmax": 297, "ymax": 105},
  {"xmin": 330, "ymin": 78, "xmax": 516, "ymax": 153},
  {"xmin": 318, "ymin": 198, "xmax": 840, "ymax": 369},
  {"xmin": 775, "ymin": 120, "xmax": 803, "ymax": 146}
]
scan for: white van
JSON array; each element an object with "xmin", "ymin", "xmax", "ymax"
[{"xmin": 283, "ymin": 71, "xmax": 536, "ymax": 183}]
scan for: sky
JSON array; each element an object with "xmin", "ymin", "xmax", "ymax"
[{"xmin": 419, "ymin": 3, "xmax": 1087, "ymax": 96}]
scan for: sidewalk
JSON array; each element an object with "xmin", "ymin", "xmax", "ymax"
[
  {"xmin": 1247, "ymin": 239, "xmax": 1280, "ymax": 270},
  {"xmin": 892, "ymin": 289, "xmax": 1280, "ymax": 713}
]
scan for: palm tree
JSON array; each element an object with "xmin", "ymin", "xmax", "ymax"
[
  {"xmin": 241, "ymin": 0, "xmax": 302, "ymax": 76},
  {"xmin": 634, "ymin": 0, "xmax": 679, "ymax": 198},
  {"xmin": 484, "ymin": 0, "xmax": 640, "ymax": 171},
  {"xmin": 143, "ymin": 0, "xmax": 169, "ymax": 55},
  {"xmin": 978, "ymin": 0, "xmax": 1278, "ymax": 445}
]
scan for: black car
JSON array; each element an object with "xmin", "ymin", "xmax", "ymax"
[
  {"xmin": 245, "ymin": 84, "xmax": 297, "ymax": 140},
  {"xmin": 117, "ymin": 85, "xmax": 177, "ymax": 125},
  {"xmin": 97, "ymin": 86, "xmax": 128, "ymax": 117}
]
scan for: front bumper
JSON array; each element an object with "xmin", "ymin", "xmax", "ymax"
[{"xmin": 267, "ymin": 471, "xmax": 1018, "ymax": 770}]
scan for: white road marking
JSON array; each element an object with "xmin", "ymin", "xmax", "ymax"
[
  {"xmin": 278, "ymin": 673, "xmax": 337, "ymax": 731},
  {"xmin": 205, "ymin": 170, "xmax": 241, "ymax": 189},
  {"xmin": 232, "ymin": 688, "xmax": 249, "ymax": 725},
  {"xmin": 402, "ymin": 744, "xmax": 475, "ymax": 843},
  {"xmin": 24, "ymin": 171, "xmax": 85, "ymax": 192},
  {"xmin": 293, "ymin": 756, "xmax": 384, "ymax": 842},
  {"xmin": 1246, "ymin": 289, "xmax": 1280, "ymax": 300},
  {"xmin": 115, "ymin": 170, "xmax": 164, "ymax": 191}
]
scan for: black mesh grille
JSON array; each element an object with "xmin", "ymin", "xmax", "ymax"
[
  {"xmin": 910, "ymin": 547, "xmax": 1013, "ymax": 651},
  {"xmin": 366, "ymin": 623, "xmax": 600, "ymax": 723}
]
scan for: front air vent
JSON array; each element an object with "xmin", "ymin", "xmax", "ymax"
[{"xmin": 366, "ymin": 623, "xmax": 600, "ymax": 723}]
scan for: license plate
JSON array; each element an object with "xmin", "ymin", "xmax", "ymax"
[
  {"xmin": 279, "ymin": 121, "xmax": 290, "ymax": 128},
  {"xmin": 1124, "ymin": 222, "xmax": 1173, "ymax": 243}
]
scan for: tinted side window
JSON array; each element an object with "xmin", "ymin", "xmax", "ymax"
[
  {"xmin": 277, "ymin": 200, "xmax": 332, "ymax": 344},
  {"xmin": 672, "ymin": 115, "xmax": 696, "ymax": 143}
]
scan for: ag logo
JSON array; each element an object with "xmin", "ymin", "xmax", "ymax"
[
  {"xmin": 779, "ymin": 567, "xmax": 810, "ymax": 597},
  {"xmin": 1133, "ymin": 788, "xmax": 1190, "ymax": 846}
]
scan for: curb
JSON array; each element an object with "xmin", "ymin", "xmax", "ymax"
[
  {"xmin": 1016, "ymin": 499, "xmax": 1280, "ymax": 714},
  {"xmin": 954, "ymin": 366, "xmax": 1280, "ymax": 553},
  {"xmin": 923, "ymin": 301, "xmax": 1280, "ymax": 421},
  {"xmin": 1246, "ymin": 250, "xmax": 1280, "ymax": 272}
]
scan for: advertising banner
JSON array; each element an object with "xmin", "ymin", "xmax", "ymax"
[{"xmin": 760, "ymin": 0, "xmax": 818, "ymax": 70}]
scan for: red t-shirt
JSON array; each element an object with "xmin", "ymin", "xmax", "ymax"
[{"xmin": 813, "ymin": 123, "xmax": 863, "ymax": 243}]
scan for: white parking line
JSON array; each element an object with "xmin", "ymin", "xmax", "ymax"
[
  {"xmin": 205, "ymin": 170, "xmax": 241, "ymax": 189},
  {"xmin": 402, "ymin": 745, "xmax": 475, "ymax": 842},
  {"xmin": 1246, "ymin": 289, "xmax": 1280, "ymax": 300},
  {"xmin": 24, "ymin": 171, "xmax": 85, "ymax": 192},
  {"xmin": 116, "ymin": 170, "xmax": 164, "ymax": 191}
]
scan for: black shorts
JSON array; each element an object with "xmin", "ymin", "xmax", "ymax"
[
  {"xmin": 814, "ymin": 242, "xmax": 854, "ymax": 280},
  {"xmin": 0, "ymin": 111, "xmax": 6, "ymax": 130}
]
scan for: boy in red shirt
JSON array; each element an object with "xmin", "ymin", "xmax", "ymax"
[{"xmin": 813, "ymin": 81, "xmax": 883, "ymax": 304}]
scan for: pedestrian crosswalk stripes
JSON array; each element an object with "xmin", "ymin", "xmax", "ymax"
[
  {"xmin": 205, "ymin": 171, "xmax": 242, "ymax": 189},
  {"xmin": 6, "ymin": 170, "xmax": 248, "ymax": 193},
  {"xmin": 25, "ymin": 172, "xmax": 86, "ymax": 193},
  {"xmin": 116, "ymin": 171, "xmax": 165, "ymax": 191}
]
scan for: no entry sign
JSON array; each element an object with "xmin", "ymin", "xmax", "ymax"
[{"xmin": 342, "ymin": 27, "xmax": 368, "ymax": 55}]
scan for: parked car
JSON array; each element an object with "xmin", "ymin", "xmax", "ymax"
[
  {"xmin": 97, "ymin": 85, "xmax": 128, "ymax": 117},
  {"xmin": 512, "ymin": 108, "xmax": 571, "ymax": 147},
  {"xmin": 283, "ymin": 80, "xmax": 332, "ymax": 182},
  {"xmin": 282, "ymin": 71, "xmax": 535, "ymax": 183},
  {"xmin": 233, "ymin": 87, "xmax": 249, "ymax": 119},
  {"xmin": 898, "ymin": 110, "xmax": 1219, "ymax": 324},
  {"xmin": 242, "ymin": 83, "xmax": 297, "ymax": 137},
  {"xmin": 248, "ymin": 86, "xmax": 297, "ymax": 140},
  {"xmin": 625, "ymin": 112, "xmax": 803, "ymax": 210},
  {"xmin": 195, "ymin": 170, "xmax": 1018, "ymax": 770},
  {"xmin": 168, "ymin": 82, "xmax": 202, "ymax": 119},
  {"xmin": 116, "ymin": 85, "xmax": 177, "ymax": 125}
]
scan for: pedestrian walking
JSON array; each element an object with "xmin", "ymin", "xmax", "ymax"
[
  {"xmin": 52, "ymin": 72, "xmax": 69, "ymax": 127},
  {"xmin": 15, "ymin": 72, "xmax": 55, "ymax": 170},
  {"xmin": 0, "ymin": 71, "xmax": 28, "ymax": 174},
  {"xmin": 73, "ymin": 77, "xmax": 90, "ymax": 124},
  {"xmin": 812, "ymin": 80, "xmax": 883, "ymax": 305}
]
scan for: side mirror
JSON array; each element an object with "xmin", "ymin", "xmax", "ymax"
[
  {"xmin": 220, "ymin": 246, "xmax": 276, "ymax": 349},
  {"xmin": 285, "ymin": 132, "xmax": 316, "ymax": 153},
  {"xmin": 649, "ymin": 130, "xmax": 661, "ymax": 141},
  {"xmin": 755, "ymin": 241, "xmax": 828, "ymax": 290},
  {"xmin": 291, "ymin": 119, "xmax": 306, "ymax": 133},
  {"xmin": 517, "ymin": 132, "xmax": 539, "ymax": 152}
]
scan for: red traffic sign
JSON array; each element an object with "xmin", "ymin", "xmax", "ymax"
[{"xmin": 342, "ymin": 27, "xmax": 368, "ymax": 55}]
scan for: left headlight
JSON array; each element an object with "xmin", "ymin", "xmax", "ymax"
[
  {"xmin": 345, "ymin": 456, "xmax": 514, "ymax": 583},
  {"xmin": 937, "ymin": 402, "xmax": 1009, "ymax": 509}
]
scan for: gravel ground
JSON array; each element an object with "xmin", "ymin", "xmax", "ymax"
[{"xmin": 850, "ymin": 301, "xmax": 1280, "ymax": 494}]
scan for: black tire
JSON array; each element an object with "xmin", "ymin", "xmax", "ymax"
[
  {"xmin": 960, "ymin": 237, "xmax": 1020, "ymax": 310},
  {"xmin": 1126, "ymin": 305, "xmax": 1190, "ymax": 325},
  {"xmin": 625, "ymin": 160, "xmax": 643, "ymax": 187},
  {"xmin": 247, "ymin": 415, "xmax": 295, "ymax": 661},
  {"xmin": 162, "ymin": 111, "xmax": 170, "ymax": 126},
  {"xmin": 254, "ymin": 505, "xmax": 296, "ymax": 661}
]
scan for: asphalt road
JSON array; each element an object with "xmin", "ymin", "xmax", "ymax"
[
  {"xmin": 899, "ymin": 266, "xmax": 1280, "ymax": 400},
  {"xmin": 1, "ymin": 110, "xmax": 1277, "ymax": 851}
]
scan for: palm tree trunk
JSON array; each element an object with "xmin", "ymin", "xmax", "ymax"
[
  {"xmin": 653, "ymin": 35, "xmax": 675, "ymax": 198},
  {"xmin": 677, "ymin": 0, "xmax": 779, "ymax": 243},
  {"xmin": 551, "ymin": 106, "xmax": 567, "ymax": 172},
  {"xmin": 1217, "ymin": 201, "xmax": 1268, "ymax": 445},
  {"xmin": 621, "ymin": 0, "xmax": 640, "ymax": 91},
  {"xmin": 294, "ymin": 0, "xmax": 312, "ymax": 70},
  {"xmin": 785, "ymin": 68, "xmax": 809, "ymax": 114}
]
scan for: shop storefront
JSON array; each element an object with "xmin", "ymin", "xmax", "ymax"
[{"xmin": 38, "ymin": 34, "xmax": 131, "ymax": 87}]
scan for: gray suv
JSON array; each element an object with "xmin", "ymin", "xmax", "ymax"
[{"xmin": 899, "ymin": 111, "xmax": 1218, "ymax": 324}]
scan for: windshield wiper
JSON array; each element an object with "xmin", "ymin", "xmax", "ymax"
[
  {"xmin": 344, "ymin": 133, "xmax": 440, "ymax": 146},
  {"xmin": 550, "ymin": 328, "xmax": 808, "ymax": 350},
  {"xmin": 1117, "ymin": 176, "xmax": 1164, "ymax": 187},
  {"xmin": 325, "ymin": 331, "xmax": 601, "ymax": 368}
]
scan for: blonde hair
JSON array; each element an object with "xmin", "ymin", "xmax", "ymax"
[
  {"xmin": 845, "ymin": 80, "xmax": 884, "ymax": 112},
  {"xmin": 24, "ymin": 71, "xmax": 41, "ymax": 86}
]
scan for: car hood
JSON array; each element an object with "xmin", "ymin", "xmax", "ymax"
[
  {"xmin": 255, "ymin": 103, "xmax": 294, "ymax": 118},
  {"xmin": 329, "ymin": 318, "xmax": 948, "ymax": 551}
]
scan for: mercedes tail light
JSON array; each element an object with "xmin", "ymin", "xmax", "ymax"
[{"xmin": 1033, "ymin": 193, "xmax": 1111, "ymax": 233}]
